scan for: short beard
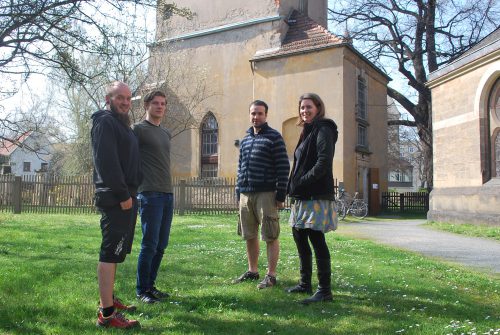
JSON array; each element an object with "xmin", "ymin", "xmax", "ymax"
[{"xmin": 110, "ymin": 105, "xmax": 131, "ymax": 127}]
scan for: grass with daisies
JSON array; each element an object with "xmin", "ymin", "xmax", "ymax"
[{"xmin": 0, "ymin": 212, "xmax": 499, "ymax": 335}]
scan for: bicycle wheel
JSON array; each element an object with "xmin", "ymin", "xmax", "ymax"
[
  {"xmin": 335, "ymin": 200, "xmax": 347, "ymax": 220},
  {"xmin": 350, "ymin": 200, "xmax": 368, "ymax": 219}
]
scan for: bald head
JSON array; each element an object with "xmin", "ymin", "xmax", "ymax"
[
  {"xmin": 105, "ymin": 81, "xmax": 132, "ymax": 116},
  {"xmin": 105, "ymin": 81, "xmax": 130, "ymax": 99}
]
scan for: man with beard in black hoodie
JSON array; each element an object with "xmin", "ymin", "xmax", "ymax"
[{"xmin": 91, "ymin": 81, "xmax": 142, "ymax": 329}]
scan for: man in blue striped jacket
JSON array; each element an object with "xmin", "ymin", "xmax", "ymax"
[{"xmin": 234, "ymin": 100, "xmax": 290, "ymax": 289}]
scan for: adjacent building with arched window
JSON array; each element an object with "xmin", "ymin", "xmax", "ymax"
[{"xmin": 427, "ymin": 27, "xmax": 500, "ymax": 225}]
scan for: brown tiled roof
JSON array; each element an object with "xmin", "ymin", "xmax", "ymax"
[{"xmin": 252, "ymin": 10, "xmax": 344, "ymax": 60}]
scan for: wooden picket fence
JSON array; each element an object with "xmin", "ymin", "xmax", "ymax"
[
  {"xmin": 172, "ymin": 177, "xmax": 238, "ymax": 215},
  {"xmin": 0, "ymin": 175, "xmax": 243, "ymax": 215},
  {"xmin": 381, "ymin": 192, "xmax": 429, "ymax": 213},
  {"xmin": 0, "ymin": 175, "xmax": 339, "ymax": 215},
  {"xmin": 0, "ymin": 175, "xmax": 96, "ymax": 214}
]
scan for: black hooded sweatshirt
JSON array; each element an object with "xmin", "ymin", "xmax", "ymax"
[
  {"xmin": 91, "ymin": 110, "xmax": 141, "ymax": 204},
  {"xmin": 287, "ymin": 118, "xmax": 338, "ymax": 200}
]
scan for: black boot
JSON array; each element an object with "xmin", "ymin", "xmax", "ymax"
[
  {"xmin": 300, "ymin": 258, "xmax": 332, "ymax": 304},
  {"xmin": 286, "ymin": 253, "xmax": 312, "ymax": 294}
]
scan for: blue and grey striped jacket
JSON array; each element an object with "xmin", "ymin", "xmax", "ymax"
[{"xmin": 236, "ymin": 123, "xmax": 290, "ymax": 202}]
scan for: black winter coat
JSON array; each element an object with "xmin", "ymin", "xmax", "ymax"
[{"xmin": 287, "ymin": 118, "xmax": 338, "ymax": 200}]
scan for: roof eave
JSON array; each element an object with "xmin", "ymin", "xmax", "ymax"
[
  {"xmin": 427, "ymin": 39, "xmax": 500, "ymax": 87},
  {"xmin": 250, "ymin": 43, "xmax": 391, "ymax": 82}
]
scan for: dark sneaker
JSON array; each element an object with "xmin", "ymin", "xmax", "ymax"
[
  {"xmin": 96, "ymin": 311, "xmax": 140, "ymax": 329},
  {"xmin": 257, "ymin": 274, "xmax": 276, "ymax": 289},
  {"xmin": 137, "ymin": 291, "xmax": 160, "ymax": 304},
  {"xmin": 113, "ymin": 296, "xmax": 137, "ymax": 311},
  {"xmin": 150, "ymin": 287, "xmax": 169, "ymax": 299},
  {"xmin": 232, "ymin": 271, "xmax": 259, "ymax": 284}
]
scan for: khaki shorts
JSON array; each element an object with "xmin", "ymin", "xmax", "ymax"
[{"xmin": 239, "ymin": 192, "xmax": 280, "ymax": 241}]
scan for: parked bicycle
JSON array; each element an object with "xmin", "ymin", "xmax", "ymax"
[{"xmin": 335, "ymin": 189, "xmax": 368, "ymax": 220}]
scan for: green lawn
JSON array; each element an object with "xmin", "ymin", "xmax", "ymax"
[
  {"xmin": 0, "ymin": 213, "xmax": 499, "ymax": 334},
  {"xmin": 425, "ymin": 221, "xmax": 500, "ymax": 241}
]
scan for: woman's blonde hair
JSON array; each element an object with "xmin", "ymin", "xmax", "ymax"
[{"xmin": 297, "ymin": 93, "xmax": 325, "ymax": 126}]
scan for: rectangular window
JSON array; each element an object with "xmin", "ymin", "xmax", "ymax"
[
  {"xmin": 202, "ymin": 131, "xmax": 218, "ymax": 156},
  {"xmin": 40, "ymin": 163, "xmax": 48, "ymax": 171},
  {"xmin": 23, "ymin": 162, "xmax": 31, "ymax": 172},
  {"xmin": 201, "ymin": 163, "xmax": 218, "ymax": 178},
  {"xmin": 389, "ymin": 171, "xmax": 400, "ymax": 182},
  {"xmin": 357, "ymin": 76, "xmax": 367, "ymax": 120},
  {"xmin": 402, "ymin": 169, "xmax": 413, "ymax": 183},
  {"xmin": 357, "ymin": 125, "xmax": 367, "ymax": 147},
  {"xmin": 2, "ymin": 165, "xmax": 11, "ymax": 174}
]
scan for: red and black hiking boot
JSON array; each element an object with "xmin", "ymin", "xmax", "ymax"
[
  {"xmin": 113, "ymin": 296, "xmax": 137, "ymax": 312},
  {"xmin": 96, "ymin": 310, "xmax": 140, "ymax": 329}
]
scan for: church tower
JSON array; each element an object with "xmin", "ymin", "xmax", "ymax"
[{"xmin": 156, "ymin": 0, "xmax": 328, "ymax": 41}]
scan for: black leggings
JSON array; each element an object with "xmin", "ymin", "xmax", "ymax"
[{"xmin": 292, "ymin": 227, "xmax": 330, "ymax": 260}]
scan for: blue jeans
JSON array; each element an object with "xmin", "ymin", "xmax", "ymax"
[{"xmin": 136, "ymin": 192, "xmax": 174, "ymax": 295}]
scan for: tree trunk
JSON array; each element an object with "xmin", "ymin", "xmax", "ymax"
[
  {"xmin": 388, "ymin": 87, "xmax": 434, "ymax": 190},
  {"xmin": 415, "ymin": 100, "xmax": 433, "ymax": 191}
]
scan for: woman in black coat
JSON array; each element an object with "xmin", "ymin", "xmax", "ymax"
[{"xmin": 286, "ymin": 93, "xmax": 338, "ymax": 304}]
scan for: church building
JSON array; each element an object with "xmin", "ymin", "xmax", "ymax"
[{"xmin": 145, "ymin": 0, "xmax": 390, "ymax": 207}]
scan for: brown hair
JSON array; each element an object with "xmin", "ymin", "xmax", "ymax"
[
  {"xmin": 249, "ymin": 99, "xmax": 268, "ymax": 114},
  {"xmin": 297, "ymin": 93, "xmax": 325, "ymax": 126},
  {"xmin": 143, "ymin": 90, "xmax": 167, "ymax": 105}
]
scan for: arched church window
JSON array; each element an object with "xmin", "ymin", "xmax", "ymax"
[
  {"xmin": 201, "ymin": 113, "xmax": 218, "ymax": 178},
  {"xmin": 489, "ymin": 78, "xmax": 500, "ymax": 178},
  {"xmin": 495, "ymin": 132, "xmax": 500, "ymax": 178}
]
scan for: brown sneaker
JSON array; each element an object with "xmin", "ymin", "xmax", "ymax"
[
  {"xmin": 257, "ymin": 274, "xmax": 276, "ymax": 289},
  {"xmin": 96, "ymin": 311, "xmax": 140, "ymax": 329},
  {"xmin": 232, "ymin": 271, "xmax": 259, "ymax": 284}
]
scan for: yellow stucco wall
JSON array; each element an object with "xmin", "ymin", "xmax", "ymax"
[
  {"xmin": 342, "ymin": 49, "xmax": 389, "ymax": 195},
  {"xmin": 151, "ymin": 20, "xmax": 282, "ymax": 178},
  {"xmin": 162, "ymin": 43, "xmax": 389, "ymax": 192},
  {"xmin": 252, "ymin": 49, "xmax": 345, "ymax": 183},
  {"xmin": 157, "ymin": 0, "xmax": 328, "ymax": 39},
  {"xmin": 157, "ymin": 0, "xmax": 279, "ymax": 38}
]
